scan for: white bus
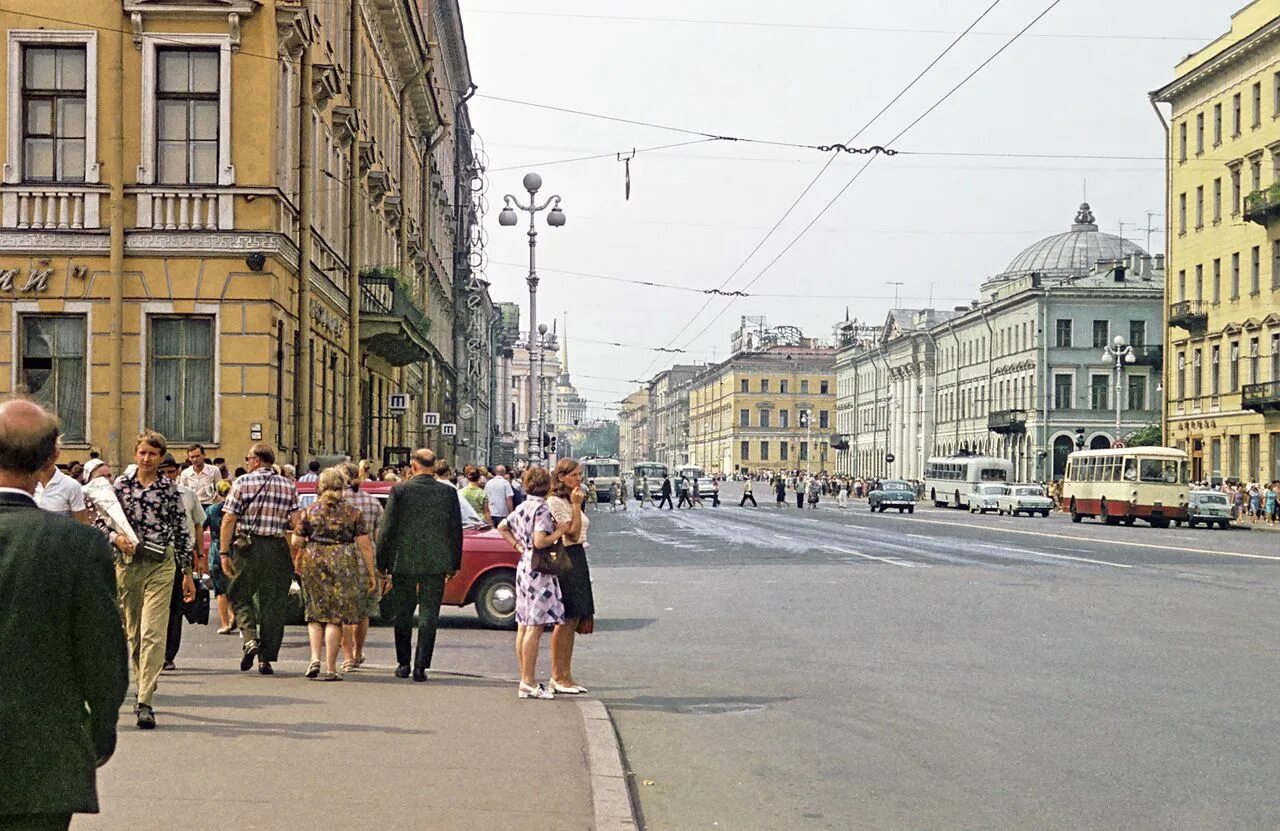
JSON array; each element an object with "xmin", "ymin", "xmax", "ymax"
[
  {"xmin": 1062, "ymin": 447, "xmax": 1189, "ymax": 528},
  {"xmin": 924, "ymin": 455, "xmax": 1015, "ymax": 509},
  {"xmin": 678, "ymin": 464, "xmax": 714, "ymax": 496},
  {"xmin": 581, "ymin": 456, "xmax": 621, "ymax": 502},
  {"xmin": 632, "ymin": 461, "xmax": 668, "ymax": 498}
]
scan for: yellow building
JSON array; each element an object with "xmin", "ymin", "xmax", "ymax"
[
  {"xmin": 687, "ymin": 345, "xmax": 836, "ymax": 476},
  {"xmin": 0, "ymin": 0, "xmax": 479, "ymax": 467},
  {"xmin": 1154, "ymin": 0, "xmax": 1280, "ymax": 482}
]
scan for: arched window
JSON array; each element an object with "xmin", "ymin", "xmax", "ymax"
[
  {"xmin": 1052, "ymin": 435, "xmax": 1074, "ymax": 478},
  {"xmin": 1090, "ymin": 434, "xmax": 1111, "ymax": 450}
]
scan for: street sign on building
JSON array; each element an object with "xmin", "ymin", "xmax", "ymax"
[
  {"xmin": 885, "ymin": 453, "xmax": 896, "ymax": 464},
  {"xmin": 442, "ymin": 423, "xmax": 457, "ymax": 437},
  {"xmin": 388, "ymin": 393, "xmax": 408, "ymax": 412},
  {"xmin": 423, "ymin": 411, "xmax": 440, "ymax": 427}
]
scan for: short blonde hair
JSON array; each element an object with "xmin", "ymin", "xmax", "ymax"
[
  {"xmin": 135, "ymin": 430, "xmax": 167, "ymax": 454},
  {"xmin": 317, "ymin": 466, "xmax": 348, "ymax": 506}
]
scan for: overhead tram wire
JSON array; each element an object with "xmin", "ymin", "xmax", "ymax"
[
  {"xmin": 675, "ymin": 0, "xmax": 1069, "ymax": 353},
  {"xmin": 634, "ymin": 0, "xmax": 1008, "ymax": 379}
]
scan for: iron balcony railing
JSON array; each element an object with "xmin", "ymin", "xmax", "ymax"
[
  {"xmin": 987, "ymin": 408, "xmax": 1029, "ymax": 434},
  {"xmin": 1167, "ymin": 300, "xmax": 1207, "ymax": 330},
  {"xmin": 1242, "ymin": 381, "xmax": 1280, "ymax": 412},
  {"xmin": 1244, "ymin": 183, "xmax": 1280, "ymax": 226},
  {"xmin": 358, "ymin": 273, "xmax": 431, "ymax": 341}
]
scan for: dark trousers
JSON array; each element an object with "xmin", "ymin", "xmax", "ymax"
[
  {"xmin": 677, "ymin": 493, "xmax": 692, "ymax": 508},
  {"xmin": 390, "ymin": 573, "xmax": 447, "ymax": 670},
  {"xmin": 0, "ymin": 815, "xmax": 71, "ymax": 831},
  {"xmin": 165, "ymin": 567, "xmax": 184, "ymax": 662},
  {"xmin": 740, "ymin": 493, "xmax": 757, "ymax": 507},
  {"xmin": 227, "ymin": 535, "xmax": 293, "ymax": 662},
  {"xmin": 658, "ymin": 495, "xmax": 673, "ymax": 509},
  {"xmin": 796, "ymin": 493, "xmax": 805, "ymax": 508}
]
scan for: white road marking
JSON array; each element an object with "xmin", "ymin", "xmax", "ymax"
[
  {"xmin": 876, "ymin": 514, "xmax": 1280, "ymax": 562},
  {"xmin": 824, "ymin": 545, "xmax": 920, "ymax": 568},
  {"xmin": 969, "ymin": 542, "xmax": 1131, "ymax": 569}
]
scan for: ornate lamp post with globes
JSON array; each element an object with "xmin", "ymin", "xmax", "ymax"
[
  {"xmin": 498, "ymin": 172, "xmax": 565, "ymax": 466},
  {"xmin": 1101, "ymin": 334, "xmax": 1136, "ymax": 445}
]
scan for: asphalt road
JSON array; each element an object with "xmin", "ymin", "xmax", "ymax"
[{"xmin": 566, "ymin": 484, "xmax": 1280, "ymax": 830}]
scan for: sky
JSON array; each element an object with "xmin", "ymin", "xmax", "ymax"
[{"xmin": 461, "ymin": 0, "xmax": 1247, "ymax": 419}]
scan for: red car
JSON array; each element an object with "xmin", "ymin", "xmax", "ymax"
[{"xmin": 289, "ymin": 480, "xmax": 519, "ymax": 629}]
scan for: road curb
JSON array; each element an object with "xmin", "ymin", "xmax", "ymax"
[{"xmin": 578, "ymin": 698, "xmax": 640, "ymax": 831}]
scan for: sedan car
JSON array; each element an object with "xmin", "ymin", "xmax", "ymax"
[
  {"xmin": 1180, "ymin": 489, "xmax": 1232, "ymax": 529},
  {"xmin": 968, "ymin": 483, "xmax": 1010, "ymax": 514},
  {"xmin": 868, "ymin": 480, "xmax": 917, "ymax": 513},
  {"xmin": 294, "ymin": 481, "xmax": 520, "ymax": 628},
  {"xmin": 995, "ymin": 484, "xmax": 1054, "ymax": 517}
]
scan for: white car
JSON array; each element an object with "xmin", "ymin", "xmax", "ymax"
[
  {"xmin": 996, "ymin": 484, "xmax": 1054, "ymax": 517},
  {"xmin": 968, "ymin": 483, "xmax": 1010, "ymax": 514}
]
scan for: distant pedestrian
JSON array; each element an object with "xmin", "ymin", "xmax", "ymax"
[
  {"xmin": 711, "ymin": 477, "xmax": 720, "ymax": 507},
  {"xmin": 159, "ymin": 453, "xmax": 207, "ymax": 672},
  {"xmin": 808, "ymin": 482, "xmax": 820, "ymax": 509},
  {"xmin": 658, "ymin": 474, "xmax": 674, "ymax": 509},
  {"xmin": 178, "ymin": 443, "xmax": 221, "ymax": 506},
  {"xmin": 220, "ymin": 443, "xmax": 301, "ymax": 677},
  {"xmin": 495, "ymin": 466, "xmax": 570, "ymax": 700},
  {"xmin": 691, "ymin": 478, "xmax": 703, "ymax": 507},
  {"xmin": 294, "ymin": 468, "xmax": 377, "ymax": 681},
  {"xmin": 796, "ymin": 477, "xmax": 806, "ymax": 509},
  {"xmin": 638, "ymin": 476, "xmax": 653, "ymax": 508},
  {"xmin": 461, "ymin": 465, "xmax": 489, "ymax": 523},
  {"xmin": 837, "ymin": 479, "xmax": 849, "ymax": 508},
  {"xmin": 297, "ymin": 459, "xmax": 321, "ymax": 484},
  {"xmin": 34, "ymin": 458, "xmax": 89, "ymax": 523},
  {"xmin": 548, "ymin": 459, "xmax": 593, "ymax": 695},
  {"xmin": 99, "ymin": 432, "xmax": 194, "ymax": 728},
  {"xmin": 206, "ymin": 480, "xmax": 235, "ymax": 634},
  {"xmin": 608, "ymin": 482, "xmax": 620, "ymax": 511},
  {"xmin": 341, "ymin": 461, "xmax": 383, "ymax": 670},
  {"xmin": 740, "ymin": 478, "xmax": 757, "ymax": 507},
  {"xmin": 677, "ymin": 476, "xmax": 693, "ymax": 508},
  {"xmin": 375, "ymin": 448, "xmax": 463, "ymax": 683},
  {"xmin": 775, "ymin": 476, "xmax": 787, "ymax": 506},
  {"xmin": 0, "ymin": 397, "xmax": 128, "ymax": 830},
  {"xmin": 486, "ymin": 463, "xmax": 515, "ymax": 525}
]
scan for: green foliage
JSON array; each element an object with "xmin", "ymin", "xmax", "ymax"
[{"xmin": 1124, "ymin": 424, "xmax": 1162, "ymax": 447}]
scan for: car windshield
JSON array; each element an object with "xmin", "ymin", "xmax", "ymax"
[
  {"xmin": 884, "ymin": 481, "xmax": 911, "ymax": 491},
  {"xmin": 1196, "ymin": 493, "xmax": 1228, "ymax": 505},
  {"xmin": 1014, "ymin": 486, "xmax": 1045, "ymax": 496},
  {"xmin": 979, "ymin": 485, "xmax": 1008, "ymax": 495}
]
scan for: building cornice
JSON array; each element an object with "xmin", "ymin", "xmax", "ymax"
[{"xmin": 1152, "ymin": 15, "xmax": 1280, "ymax": 104}]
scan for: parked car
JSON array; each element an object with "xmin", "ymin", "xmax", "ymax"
[
  {"xmin": 995, "ymin": 484, "xmax": 1054, "ymax": 517},
  {"xmin": 868, "ymin": 479, "xmax": 917, "ymax": 513},
  {"xmin": 294, "ymin": 481, "xmax": 520, "ymax": 628},
  {"xmin": 1178, "ymin": 489, "xmax": 1232, "ymax": 529},
  {"xmin": 968, "ymin": 483, "xmax": 1010, "ymax": 514}
]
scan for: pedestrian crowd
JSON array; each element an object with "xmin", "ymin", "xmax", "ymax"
[
  {"xmin": 0, "ymin": 395, "xmax": 599, "ymax": 829},
  {"xmin": 1191, "ymin": 478, "xmax": 1280, "ymax": 524}
]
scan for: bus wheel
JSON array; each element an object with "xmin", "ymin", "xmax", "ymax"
[
  {"xmin": 1100, "ymin": 499, "xmax": 1115, "ymax": 525},
  {"xmin": 1123, "ymin": 516, "xmax": 1136, "ymax": 526},
  {"xmin": 1070, "ymin": 498, "xmax": 1082, "ymax": 523},
  {"xmin": 1149, "ymin": 518, "xmax": 1170, "ymax": 528}
]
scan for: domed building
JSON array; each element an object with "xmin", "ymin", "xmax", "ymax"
[{"xmin": 835, "ymin": 202, "xmax": 1166, "ymax": 483}]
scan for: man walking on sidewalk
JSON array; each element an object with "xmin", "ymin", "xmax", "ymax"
[
  {"xmin": 220, "ymin": 443, "xmax": 300, "ymax": 676},
  {"xmin": 376, "ymin": 448, "xmax": 463, "ymax": 682},
  {"xmin": 485, "ymin": 463, "xmax": 514, "ymax": 526},
  {"xmin": 0, "ymin": 398, "xmax": 129, "ymax": 830}
]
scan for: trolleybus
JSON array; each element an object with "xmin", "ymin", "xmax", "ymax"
[
  {"xmin": 631, "ymin": 461, "xmax": 668, "ymax": 499},
  {"xmin": 923, "ymin": 455, "xmax": 1015, "ymax": 509},
  {"xmin": 581, "ymin": 456, "xmax": 622, "ymax": 502},
  {"xmin": 1061, "ymin": 446, "xmax": 1189, "ymax": 527}
]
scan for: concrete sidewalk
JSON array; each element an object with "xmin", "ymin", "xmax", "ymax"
[{"xmin": 78, "ymin": 622, "xmax": 636, "ymax": 831}]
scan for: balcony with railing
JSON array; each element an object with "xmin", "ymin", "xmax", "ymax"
[
  {"xmin": 1242, "ymin": 381, "xmax": 1280, "ymax": 412},
  {"xmin": 359, "ymin": 270, "xmax": 432, "ymax": 366},
  {"xmin": 1129, "ymin": 345, "xmax": 1163, "ymax": 367},
  {"xmin": 0, "ymin": 185, "xmax": 108, "ymax": 230},
  {"xmin": 987, "ymin": 408, "xmax": 1028, "ymax": 434},
  {"xmin": 1244, "ymin": 183, "xmax": 1280, "ymax": 226},
  {"xmin": 1167, "ymin": 300, "xmax": 1208, "ymax": 332}
]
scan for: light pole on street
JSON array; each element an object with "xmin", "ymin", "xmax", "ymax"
[
  {"xmin": 1101, "ymin": 334, "xmax": 1136, "ymax": 444},
  {"xmin": 498, "ymin": 172, "xmax": 566, "ymax": 466}
]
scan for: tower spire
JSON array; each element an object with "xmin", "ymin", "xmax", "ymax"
[{"xmin": 562, "ymin": 312, "xmax": 569, "ymax": 375}]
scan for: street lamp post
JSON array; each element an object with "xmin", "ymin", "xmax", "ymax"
[
  {"xmin": 498, "ymin": 172, "xmax": 565, "ymax": 467},
  {"xmin": 1101, "ymin": 334, "xmax": 1136, "ymax": 444}
]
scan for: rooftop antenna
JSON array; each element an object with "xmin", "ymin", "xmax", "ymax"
[
  {"xmin": 1145, "ymin": 211, "xmax": 1165, "ymax": 254},
  {"xmin": 927, "ymin": 281, "xmax": 935, "ymax": 307},
  {"xmin": 885, "ymin": 281, "xmax": 904, "ymax": 308}
]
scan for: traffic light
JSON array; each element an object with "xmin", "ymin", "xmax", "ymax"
[
  {"xmin": 550, "ymin": 435, "xmax": 558, "ymax": 452},
  {"xmin": 542, "ymin": 431, "xmax": 551, "ymax": 447},
  {"xmin": 1074, "ymin": 427, "xmax": 1086, "ymax": 450}
]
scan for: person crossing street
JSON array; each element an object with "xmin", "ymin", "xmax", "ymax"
[
  {"xmin": 740, "ymin": 477, "xmax": 757, "ymax": 507},
  {"xmin": 658, "ymin": 474, "xmax": 674, "ymax": 510}
]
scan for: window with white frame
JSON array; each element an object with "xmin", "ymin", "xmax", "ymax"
[
  {"xmin": 156, "ymin": 49, "xmax": 220, "ymax": 185},
  {"xmin": 149, "ymin": 316, "xmax": 214, "ymax": 442},
  {"xmin": 21, "ymin": 47, "xmax": 86, "ymax": 182},
  {"xmin": 19, "ymin": 314, "xmax": 86, "ymax": 441}
]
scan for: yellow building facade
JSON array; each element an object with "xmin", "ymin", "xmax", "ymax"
[
  {"xmin": 687, "ymin": 346, "xmax": 837, "ymax": 476},
  {"xmin": 1155, "ymin": 0, "xmax": 1280, "ymax": 482},
  {"xmin": 0, "ymin": 0, "xmax": 474, "ymax": 468}
]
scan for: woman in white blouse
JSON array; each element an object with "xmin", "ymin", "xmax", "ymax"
[{"xmin": 547, "ymin": 458, "xmax": 594, "ymax": 694}]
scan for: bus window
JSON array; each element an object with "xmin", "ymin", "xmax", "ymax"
[
  {"xmin": 1107, "ymin": 456, "xmax": 1120, "ymax": 482},
  {"xmin": 980, "ymin": 468, "xmax": 1007, "ymax": 482},
  {"xmin": 1179, "ymin": 461, "xmax": 1189, "ymax": 484},
  {"xmin": 1123, "ymin": 458, "xmax": 1137, "ymax": 481},
  {"xmin": 1139, "ymin": 458, "xmax": 1180, "ymax": 483}
]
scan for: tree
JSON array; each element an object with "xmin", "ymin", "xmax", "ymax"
[{"xmin": 1124, "ymin": 424, "xmax": 1162, "ymax": 447}]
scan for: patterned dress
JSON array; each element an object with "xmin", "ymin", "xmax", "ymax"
[
  {"xmin": 296, "ymin": 499, "xmax": 368, "ymax": 625},
  {"xmin": 505, "ymin": 496, "xmax": 563, "ymax": 626}
]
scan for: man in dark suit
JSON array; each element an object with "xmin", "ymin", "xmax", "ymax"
[
  {"xmin": 376, "ymin": 448, "xmax": 463, "ymax": 682},
  {"xmin": 0, "ymin": 398, "xmax": 129, "ymax": 831},
  {"xmin": 658, "ymin": 474, "xmax": 674, "ymax": 510}
]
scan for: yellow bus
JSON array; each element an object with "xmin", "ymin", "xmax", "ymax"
[{"xmin": 1062, "ymin": 447, "xmax": 1189, "ymax": 528}]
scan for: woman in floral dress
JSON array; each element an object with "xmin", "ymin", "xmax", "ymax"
[
  {"xmin": 496, "ymin": 466, "xmax": 570, "ymax": 700},
  {"xmin": 292, "ymin": 468, "xmax": 376, "ymax": 680}
]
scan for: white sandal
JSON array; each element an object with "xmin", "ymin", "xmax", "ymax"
[{"xmin": 518, "ymin": 682, "xmax": 555, "ymax": 700}]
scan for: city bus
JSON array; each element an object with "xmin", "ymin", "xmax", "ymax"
[
  {"xmin": 581, "ymin": 456, "xmax": 622, "ymax": 502},
  {"xmin": 632, "ymin": 461, "xmax": 668, "ymax": 498},
  {"xmin": 678, "ymin": 464, "xmax": 714, "ymax": 496},
  {"xmin": 923, "ymin": 455, "xmax": 1015, "ymax": 509},
  {"xmin": 1061, "ymin": 447, "xmax": 1189, "ymax": 528}
]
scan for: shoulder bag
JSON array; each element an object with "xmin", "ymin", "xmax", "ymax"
[
  {"xmin": 530, "ymin": 502, "xmax": 572, "ymax": 577},
  {"xmin": 231, "ymin": 473, "xmax": 276, "ymax": 556}
]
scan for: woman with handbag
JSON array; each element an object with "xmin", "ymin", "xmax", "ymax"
[
  {"xmin": 547, "ymin": 459, "xmax": 592, "ymax": 695},
  {"xmin": 291, "ymin": 468, "xmax": 377, "ymax": 681},
  {"xmin": 496, "ymin": 466, "xmax": 573, "ymax": 700}
]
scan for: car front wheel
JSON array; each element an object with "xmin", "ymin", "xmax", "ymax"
[{"xmin": 472, "ymin": 571, "xmax": 518, "ymax": 630}]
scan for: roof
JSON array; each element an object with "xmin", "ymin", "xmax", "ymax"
[{"xmin": 993, "ymin": 203, "xmax": 1145, "ymax": 284}]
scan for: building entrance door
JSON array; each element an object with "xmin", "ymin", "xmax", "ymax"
[{"xmin": 1190, "ymin": 436, "xmax": 1204, "ymax": 482}]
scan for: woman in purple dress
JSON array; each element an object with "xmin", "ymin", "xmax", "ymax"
[{"xmin": 496, "ymin": 466, "xmax": 571, "ymax": 700}]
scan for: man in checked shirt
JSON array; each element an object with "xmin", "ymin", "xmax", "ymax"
[{"xmin": 219, "ymin": 443, "xmax": 301, "ymax": 675}]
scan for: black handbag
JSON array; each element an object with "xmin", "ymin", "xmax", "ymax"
[
  {"xmin": 183, "ymin": 582, "xmax": 210, "ymax": 625},
  {"xmin": 531, "ymin": 540, "xmax": 572, "ymax": 577}
]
